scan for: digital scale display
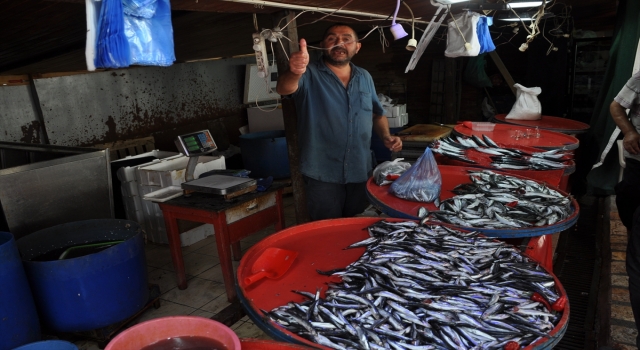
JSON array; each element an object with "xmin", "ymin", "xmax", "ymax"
[{"xmin": 175, "ymin": 130, "xmax": 217, "ymax": 156}]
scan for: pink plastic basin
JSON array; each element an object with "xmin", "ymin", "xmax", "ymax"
[{"xmin": 105, "ymin": 316, "xmax": 241, "ymax": 350}]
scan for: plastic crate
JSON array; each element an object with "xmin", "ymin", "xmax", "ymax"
[{"xmin": 136, "ymin": 155, "xmax": 225, "ymax": 187}]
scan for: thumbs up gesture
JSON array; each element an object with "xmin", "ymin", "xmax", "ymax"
[{"xmin": 289, "ymin": 39, "xmax": 309, "ymax": 75}]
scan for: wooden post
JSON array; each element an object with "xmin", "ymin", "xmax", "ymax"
[
  {"xmin": 271, "ymin": 10, "xmax": 309, "ymax": 224},
  {"xmin": 443, "ymin": 57, "xmax": 458, "ymax": 124},
  {"xmin": 489, "ymin": 51, "xmax": 517, "ymax": 96}
]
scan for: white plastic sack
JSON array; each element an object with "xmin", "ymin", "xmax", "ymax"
[
  {"xmin": 505, "ymin": 83, "xmax": 542, "ymax": 120},
  {"xmin": 373, "ymin": 158, "xmax": 412, "ymax": 186},
  {"xmin": 445, "ymin": 11, "xmax": 481, "ymax": 58}
]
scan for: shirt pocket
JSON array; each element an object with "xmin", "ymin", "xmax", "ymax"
[{"xmin": 359, "ymin": 91, "xmax": 372, "ymax": 112}]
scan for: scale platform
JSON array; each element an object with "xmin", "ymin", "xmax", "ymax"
[{"xmin": 181, "ymin": 175, "xmax": 257, "ymax": 196}]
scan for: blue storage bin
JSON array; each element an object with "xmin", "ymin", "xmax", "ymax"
[
  {"xmin": 12, "ymin": 340, "xmax": 78, "ymax": 350},
  {"xmin": 0, "ymin": 231, "xmax": 40, "ymax": 350},
  {"xmin": 239, "ymin": 131, "xmax": 290, "ymax": 179}
]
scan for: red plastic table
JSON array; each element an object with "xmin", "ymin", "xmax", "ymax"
[
  {"xmin": 454, "ymin": 123, "xmax": 580, "ymax": 151},
  {"xmin": 365, "ymin": 166, "xmax": 580, "ymax": 271},
  {"xmin": 240, "ymin": 339, "xmax": 311, "ymax": 349},
  {"xmin": 236, "ymin": 218, "xmax": 569, "ymax": 349},
  {"xmin": 157, "ymin": 185, "xmax": 285, "ymax": 302},
  {"xmin": 492, "ymin": 114, "xmax": 590, "ymax": 134}
]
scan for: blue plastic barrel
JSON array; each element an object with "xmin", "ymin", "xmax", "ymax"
[
  {"xmin": 0, "ymin": 231, "xmax": 40, "ymax": 350},
  {"xmin": 239, "ymin": 130, "xmax": 290, "ymax": 179},
  {"xmin": 13, "ymin": 340, "xmax": 78, "ymax": 350},
  {"xmin": 16, "ymin": 219, "xmax": 148, "ymax": 333}
]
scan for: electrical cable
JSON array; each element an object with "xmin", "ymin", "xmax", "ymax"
[
  {"xmin": 402, "ymin": 1, "xmax": 417, "ymax": 50},
  {"xmin": 378, "ymin": 27, "xmax": 390, "ymax": 53},
  {"xmin": 402, "ymin": 1, "xmax": 415, "ymax": 40},
  {"xmin": 294, "ymin": 0, "xmax": 354, "ymax": 28},
  {"xmin": 448, "ymin": 5, "xmax": 471, "ymax": 51}
]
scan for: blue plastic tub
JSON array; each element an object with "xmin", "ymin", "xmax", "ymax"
[
  {"xmin": 0, "ymin": 231, "xmax": 40, "ymax": 350},
  {"xmin": 13, "ymin": 340, "xmax": 78, "ymax": 350},
  {"xmin": 239, "ymin": 130, "xmax": 290, "ymax": 179},
  {"xmin": 16, "ymin": 219, "xmax": 148, "ymax": 333}
]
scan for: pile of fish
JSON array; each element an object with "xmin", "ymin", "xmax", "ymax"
[
  {"xmin": 431, "ymin": 136, "xmax": 571, "ymax": 171},
  {"xmin": 422, "ymin": 170, "xmax": 573, "ymax": 229},
  {"xmin": 265, "ymin": 220, "xmax": 566, "ymax": 350}
]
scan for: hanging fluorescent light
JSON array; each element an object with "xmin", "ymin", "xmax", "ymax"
[
  {"xmin": 433, "ymin": 0, "xmax": 468, "ymax": 4},
  {"xmin": 495, "ymin": 10, "xmax": 554, "ymax": 21},
  {"xmin": 506, "ymin": 0, "xmax": 550, "ymax": 9}
]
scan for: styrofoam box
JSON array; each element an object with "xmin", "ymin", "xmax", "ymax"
[
  {"xmin": 136, "ymin": 155, "xmax": 225, "ymax": 246},
  {"xmin": 247, "ymin": 105, "xmax": 285, "ymax": 133},
  {"xmin": 112, "ymin": 150, "xmax": 178, "ymax": 166},
  {"xmin": 136, "ymin": 155, "xmax": 225, "ymax": 187},
  {"xmin": 118, "ymin": 154, "xmax": 225, "ymax": 246}
]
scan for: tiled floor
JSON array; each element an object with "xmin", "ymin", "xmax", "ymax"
[
  {"xmin": 74, "ymin": 194, "xmax": 298, "ymax": 349},
  {"xmin": 608, "ymin": 196, "xmax": 639, "ymax": 350}
]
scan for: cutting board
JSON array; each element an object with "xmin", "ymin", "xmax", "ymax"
[{"xmin": 396, "ymin": 124, "xmax": 453, "ymax": 143}]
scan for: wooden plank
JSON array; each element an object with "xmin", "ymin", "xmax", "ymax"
[
  {"xmin": 489, "ymin": 51, "xmax": 517, "ymax": 96},
  {"xmin": 0, "ymin": 74, "xmax": 29, "ymax": 86},
  {"xmin": 91, "ymin": 136, "xmax": 156, "ymax": 160}
]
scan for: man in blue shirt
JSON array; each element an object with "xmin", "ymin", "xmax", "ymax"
[
  {"xmin": 277, "ymin": 23, "xmax": 402, "ymax": 221},
  {"xmin": 612, "ymin": 70, "xmax": 640, "ymax": 349}
]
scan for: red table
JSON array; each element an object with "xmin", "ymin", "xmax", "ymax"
[
  {"xmin": 492, "ymin": 114, "xmax": 590, "ymax": 134},
  {"xmin": 240, "ymin": 339, "xmax": 311, "ymax": 349},
  {"xmin": 236, "ymin": 218, "xmax": 569, "ymax": 349},
  {"xmin": 157, "ymin": 185, "xmax": 285, "ymax": 302},
  {"xmin": 454, "ymin": 123, "xmax": 580, "ymax": 150},
  {"xmin": 365, "ymin": 165, "xmax": 580, "ymax": 271}
]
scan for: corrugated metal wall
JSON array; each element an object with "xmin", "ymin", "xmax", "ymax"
[
  {"xmin": 0, "ymin": 85, "xmax": 42, "ymax": 143},
  {"xmin": 1, "ymin": 56, "xmax": 256, "ymax": 146}
]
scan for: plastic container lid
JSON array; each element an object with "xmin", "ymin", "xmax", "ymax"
[{"xmin": 461, "ymin": 121, "xmax": 496, "ymax": 132}]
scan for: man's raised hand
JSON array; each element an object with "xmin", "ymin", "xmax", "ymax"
[{"xmin": 289, "ymin": 39, "xmax": 309, "ymax": 75}]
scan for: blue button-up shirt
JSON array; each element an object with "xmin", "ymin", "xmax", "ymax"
[{"xmin": 292, "ymin": 59, "xmax": 385, "ymax": 184}]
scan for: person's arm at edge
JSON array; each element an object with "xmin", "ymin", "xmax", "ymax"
[
  {"xmin": 611, "ymin": 100, "xmax": 640, "ymax": 155},
  {"xmin": 373, "ymin": 114, "xmax": 402, "ymax": 152},
  {"xmin": 276, "ymin": 39, "xmax": 309, "ymax": 96}
]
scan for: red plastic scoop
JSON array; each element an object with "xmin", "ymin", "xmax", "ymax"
[{"xmin": 244, "ymin": 247, "xmax": 298, "ymax": 287}]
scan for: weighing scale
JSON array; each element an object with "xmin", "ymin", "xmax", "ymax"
[{"xmin": 175, "ymin": 130, "xmax": 257, "ymax": 198}]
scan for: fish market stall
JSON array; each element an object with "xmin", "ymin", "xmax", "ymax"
[
  {"xmin": 491, "ymin": 114, "xmax": 590, "ymax": 135},
  {"xmin": 236, "ymin": 218, "xmax": 569, "ymax": 349},
  {"xmin": 431, "ymin": 136, "xmax": 575, "ymax": 189},
  {"xmin": 367, "ymin": 165, "xmax": 579, "ymax": 271},
  {"xmin": 367, "ymin": 166, "xmax": 579, "ymax": 238},
  {"xmin": 453, "ymin": 123, "xmax": 580, "ymax": 151}
]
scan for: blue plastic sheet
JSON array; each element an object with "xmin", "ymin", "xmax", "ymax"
[
  {"xmin": 124, "ymin": 0, "xmax": 175, "ymax": 66},
  {"xmin": 390, "ymin": 148, "xmax": 442, "ymax": 203},
  {"xmin": 95, "ymin": 0, "xmax": 131, "ymax": 68},
  {"xmin": 477, "ymin": 16, "xmax": 496, "ymax": 54},
  {"xmin": 123, "ymin": 0, "xmax": 158, "ymax": 18}
]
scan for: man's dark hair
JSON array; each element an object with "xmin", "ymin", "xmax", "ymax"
[{"xmin": 322, "ymin": 23, "xmax": 359, "ymax": 41}]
